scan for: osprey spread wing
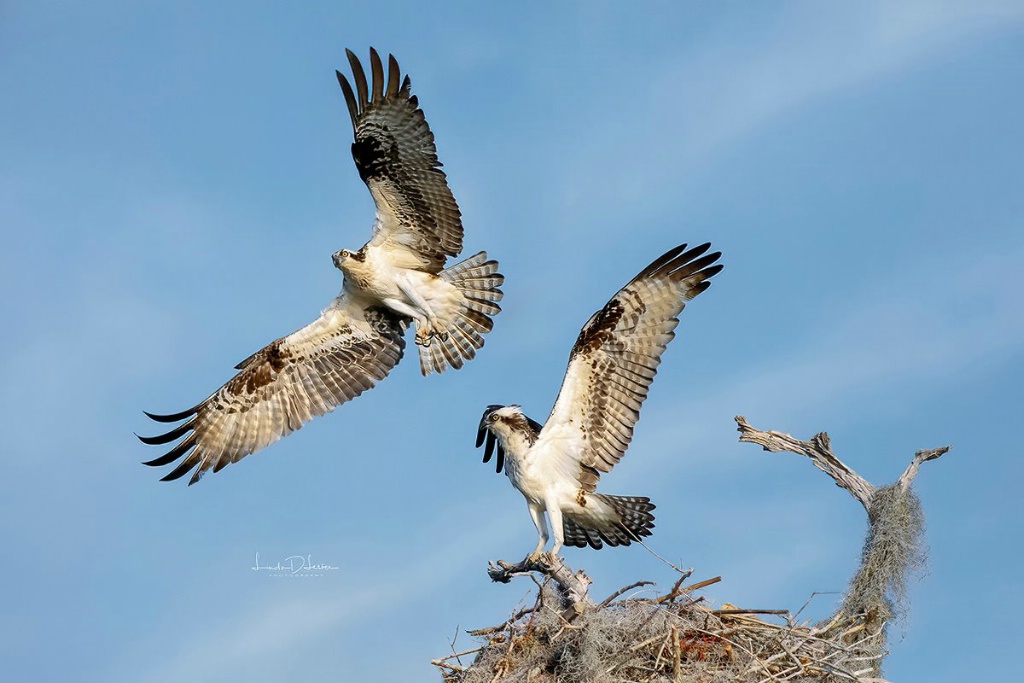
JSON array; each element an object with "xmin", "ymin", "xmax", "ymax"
[
  {"xmin": 140, "ymin": 48, "xmax": 503, "ymax": 485},
  {"xmin": 476, "ymin": 243, "xmax": 721, "ymax": 560}
]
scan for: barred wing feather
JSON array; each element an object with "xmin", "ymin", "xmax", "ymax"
[
  {"xmin": 336, "ymin": 48, "xmax": 462, "ymax": 272},
  {"xmin": 539, "ymin": 243, "xmax": 723, "ymax": 493},
  {"xmin": 140, "ymin": 299, "xmax": 407, "ymax": 485}
]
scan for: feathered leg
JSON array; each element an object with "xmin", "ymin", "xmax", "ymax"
[
  {"xmin": 546, "ymin": 502, "xmax": 565, "ymax": 559},
  {"xmin": 393, "ymin": 273, "xmax": 443, "ymax": 346},
  {"xmin": 526, "ymin": 502, "xmax": 549, "ymax": 563}
]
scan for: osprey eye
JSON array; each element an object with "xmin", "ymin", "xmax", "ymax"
[
  {"xmin": 489, "ymin": 413, "xmax": 499, "ymax": 423},
  {"xmin": 341, "ymin": 249, "xmax": 350, "ymax": 258}
]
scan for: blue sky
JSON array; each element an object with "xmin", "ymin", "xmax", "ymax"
[{"xmin": 2, "ymin": 1, "xmax": 1022, "ymax": 680}]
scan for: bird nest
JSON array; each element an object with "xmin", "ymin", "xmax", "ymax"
[
  {"xmin": 433, "ymin": 571, "xmax": 891, "ymax": 683},
  {"xmin": 434, "ymin": 418, "xmax": 949, "ymax": 683}
]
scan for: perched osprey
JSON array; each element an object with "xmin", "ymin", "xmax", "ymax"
[
  {"xmin": 476, "ymin": 243, "xmax": 721, "ymax": 560},
  {"xmin": 140, "ymin": 48, "xmax": 503, "ymax": 485}
]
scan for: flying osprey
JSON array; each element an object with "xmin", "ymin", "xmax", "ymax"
[
  {"xmin": 140, "ymin": 48, "xmax": 503, "ymax": 485},
  {"xmin": 476, "ymin": 243, "xmax": 721, "ymax": 561}
]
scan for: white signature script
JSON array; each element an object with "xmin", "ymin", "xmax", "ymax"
[{"xmin": 251, "ymin": 552, "xmax": 339, "ymax": 577}]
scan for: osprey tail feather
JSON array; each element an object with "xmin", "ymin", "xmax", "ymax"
[
  {"xmin": 563, "ymin": 494, "xmax": 656, "ymax": 550},
  {"xmin": 419, "ymin": 251, "xmax": 504, "ymax": 375}
]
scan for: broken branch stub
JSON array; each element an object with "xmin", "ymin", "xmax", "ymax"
[
  {"xmin": 897, "ymin": 446, "xmax": 952, "ymax": 492},
  {"xmin": 487, "ymin": 555, "xmax": 593, "ymax": 622}
]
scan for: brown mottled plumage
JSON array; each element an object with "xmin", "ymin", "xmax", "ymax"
[
  {"xmin": 556, "ymin": 243, "xmax": 721, "ymax": 490},
  {"xmin": 140, "ymin": 49, "xmax": 502, "ymax": 485}
]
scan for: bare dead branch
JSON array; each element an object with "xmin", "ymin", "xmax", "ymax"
[{"xmin": 735, "ymin": 415, "xmax": 875, "ymax": 509}]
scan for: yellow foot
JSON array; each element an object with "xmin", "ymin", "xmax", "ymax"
[{"xmin": 415, "ymin": 325, "xmax": 448, "ymax": 347}]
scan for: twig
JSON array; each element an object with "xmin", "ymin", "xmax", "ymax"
[
  {"xmin": 431, "ymin": 646, "xmax": 484, "ymax": 666},
  {"xmin": 656, "ymin": 572, "xmax": 691, "ymax": 604},
  {"xmin": 448, "ymin": 625, "xmax": 463, "ymax": 666},
  {"xmin": 672, "ymin": 625, "xmax": 682, "ymax": 683},
  {"xmin": 780, "ymin": 641, "xmax": 806, "ymax": 678},
  {"xmin": 713, "ymin": 608, "xmax": 790, "ymax": 616},
  {"xmin": 653, "ymin": 629, "xmax": 673, "ymax": 672},
  {"xmin": 635, "ymin": 537, "xmax": 693, "ymax": 575},
  {"xmin": 793, "ymin": 590, "xmax": 842, "ymax": 622},
  {"xmin": 599, "ymin": 580, "xmax": 655, "ymax": 607},
  {"xmin": 686, "ymin": 576, "xmax": 722, "ymax": 591},
  {"xmin": 657, "ymin": 574, "xmax": 721, "ymax": 604},
  {"xmin": 605, "ymin": 630, "xmax": 668, "ymax": 675},
  {"xmin": 467, "ymin": 607, "xmax": 538, "ymax": 636}
]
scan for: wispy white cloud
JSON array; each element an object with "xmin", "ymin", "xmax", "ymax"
[
  {"xmin": 662, "ymin": 0, "xmax": 1024, "ymax": 162},
  {"xmin": 553, "ymin": 1, "xmax": 1024, "ymax": 210},
  {"xmin": 148, "ymin": 591, "xmax": 383, "ymax": 682}
]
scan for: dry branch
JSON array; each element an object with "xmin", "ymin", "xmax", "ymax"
[
  {"xmin": 734, "ymin": 416, "xmax": 951, "ymax": 511},
  {"xmin": 487, "ymin": 555, "xmax": 593, "ymax": 622},
  {"xmin": 734, "ymin": 415, "xmax": 875, "ymax": 508},
  {"xmin": 897, "ymin": 446, "xmax": 951, "ymax": 492},
  {"xmin": 599, "ymin": 580, "xmax": 656, "ymax": 608}
]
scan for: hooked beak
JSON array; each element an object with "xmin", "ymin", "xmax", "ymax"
[{"xmin": 476, "ymin": 405, "xmax": 505, "ymax": 474}]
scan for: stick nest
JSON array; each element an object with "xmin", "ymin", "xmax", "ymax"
[{"xmin": 434, "ymin": 572, "xmax": 894, "ymax": 683}]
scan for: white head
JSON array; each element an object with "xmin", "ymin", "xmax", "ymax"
[
  {"xmin": 475, "ymin": 405, "xmax": 541, "ymax": 473},
  {"xmin": 331, "ymin": 247, "xmax": 366, "ymax": 273}
]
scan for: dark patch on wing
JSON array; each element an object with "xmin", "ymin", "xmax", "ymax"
[
  {"xmin": 571, "ymin": 299, "xmax": 625, "ymax": 359},
  {"xmin": 351, "ymin": 134, "xmax": 396, "ymax": 184},
  {"xmin": 365, "ymin": 305, "xmax": 408, "ymax": 340},
  {"xmin": 229, "ymin": 340, "xmax": 293, "ymax": 395}
]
